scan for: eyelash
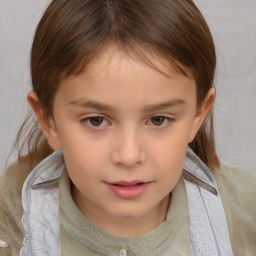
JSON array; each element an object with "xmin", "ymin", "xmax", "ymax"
[
  {"xmin": 81, "ymin": 116, "xmax": 110, "ymax": 128},
  {"xmin": 80, "ymin": 115, "xmax": 173, "ymax": 128},
  {"xmin": 146, "ymin": 115, "xmax": 173, "ymax": 128}
]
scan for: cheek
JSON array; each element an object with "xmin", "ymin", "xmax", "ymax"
[
  {"xmin": 61, "ymin": 136, "xmax": 108, "ymax": 182},
  {"xmin": 152, "ymin": 124, "xmax": 190, "ymax": 158},
  {"xmin": 149, "ymin": 126, "xmax": 190, "ymax": 179},
  {"xmin": 154, "ymin": 144, "xmax": 187, "ymax": 175},
  {"xmin": 64, "ymin": 145, "xmax": 104, "ymax": 171},
  {"xmin": 58, "ymin": 123, "xmax": 109, "ymax": 161},
  {"xmin": 63, "ymin": 149, "xmax": 104, "ymax": 199}
]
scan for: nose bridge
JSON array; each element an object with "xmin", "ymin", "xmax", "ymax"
[{"xmin": 112, "ymin": 125, "xmax": 145, "ymax": 167}]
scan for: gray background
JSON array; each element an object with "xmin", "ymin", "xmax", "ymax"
[{"xmin": 0, "ymin": 0, "xmax": 255, "ymax": 173}]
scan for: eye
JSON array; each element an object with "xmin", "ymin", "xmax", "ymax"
[
  {"xmin": 82, "ymin": 116, "xmax": 110, "ymax": 127},
  {"xmin": 148, "ymin": 116, "xmax": 171, "ymax": 127}
]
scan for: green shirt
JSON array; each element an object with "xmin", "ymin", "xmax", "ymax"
[
  {"xmin": 0, "ymin": 161, "xmax": 256, "ymax": 255},
  {"xmin": 59, "ymin": 169, "xmax": 189, "ymax": 256}
]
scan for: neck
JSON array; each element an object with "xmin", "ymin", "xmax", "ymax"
[{"xmin": 72, "ymin": 186, "xmax": 171, "ymax": 237}]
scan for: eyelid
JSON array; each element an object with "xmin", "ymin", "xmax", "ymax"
[
  {"xmin": 80, "ymin": 114, "xmax": 111, "ymax": 128},
  {"xmin": 80, "ymin": 113, "xmax": 174, "ymax": 129},
  {"xmin": 146, "ymin": 114, "xmax": 174, "ymax": 127}
]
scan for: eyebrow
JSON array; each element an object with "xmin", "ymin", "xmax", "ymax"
[
  {"xmin": 69, "ymin": 100, "xmax": 113, "ymax": 111},
  {"xmin": 69, "ymin": 99, "xmax": 186, "ymax": 112},
  {"xmin": 142, "ymin": 99, "xmax": 186, "ymax": 112}
]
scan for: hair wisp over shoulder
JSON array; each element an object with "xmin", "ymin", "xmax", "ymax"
[{"xmin": 15, "ymin": 0, "xmax": 219, "ymax": 170}]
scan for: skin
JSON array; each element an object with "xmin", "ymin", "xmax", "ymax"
[{"xmin": 28, "ymin": 47, "xmax": 215, "ymax": 237}]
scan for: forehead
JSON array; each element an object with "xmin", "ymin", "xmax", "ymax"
[
  {"xmin": 56, "ymin": 46, "xmax": 197, "ymax": 109},
  {"xmin": 84, "ymin": 45, "xmax": 192, "ymax": 79}
]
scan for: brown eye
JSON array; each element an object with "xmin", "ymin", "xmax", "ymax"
[
  {"xmin": 89, "ymin": 117, "xmax": 104, "ymax": 126},
  {"xmin": 150, "ymin": 116, "xmax": 165, "ymax": 126}
]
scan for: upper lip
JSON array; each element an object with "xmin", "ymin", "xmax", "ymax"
[{"xmin": 106, "ymin": 180, "xmax": 149, "ymax": 186}]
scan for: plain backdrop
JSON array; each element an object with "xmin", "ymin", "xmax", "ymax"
[{"xmin": 0, "ymin": 0, "xmax": 255, "ymax": 173}]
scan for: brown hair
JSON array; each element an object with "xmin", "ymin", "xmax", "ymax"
[{"xmin": 15, "ymin": 0, "xmax": 220, "ymax": 170}]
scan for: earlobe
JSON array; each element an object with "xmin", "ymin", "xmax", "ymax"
[
  {"xmin": 188, "ymin": 88, "xmax": 216, "ymax": 142},
  {"xmin": 27, "ymin": 91, "xmax": 62, "ymax": 151}
]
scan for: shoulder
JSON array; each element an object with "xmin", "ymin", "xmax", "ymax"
[
  {"xmin": 0, "ymin": 160, "xmax": 31, "ymax": 255},
  {"xmin": 213, "ymin": 163, "xmax": 256, "ymax": 255},
  {"xmin": 0, "ymin": 160, "xmax": 31, "ymax": 217},
  {"xmin": 219, "ymin": 162, "xmax": 256, "ymax": 183},
  {"xmin": 214, "ymin": 162, "xmax": 256, "ymax": 203}
]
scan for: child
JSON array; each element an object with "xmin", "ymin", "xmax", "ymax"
[{"xmin": 1, "ymin": 0, "xmax": 255, "ymax": 255}]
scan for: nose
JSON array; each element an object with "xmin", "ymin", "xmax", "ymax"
[{"xmin": 111, "ymin": 128, "xmax": 146, "ymax": 168}]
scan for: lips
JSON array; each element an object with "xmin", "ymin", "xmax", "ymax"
[
  {"xmin": 106, "ymin": 180, "xmax": 151, "ymax": 199},
  {"xmin": 110, "ymin": 180, "xmax": 145, "ymax": 186}
]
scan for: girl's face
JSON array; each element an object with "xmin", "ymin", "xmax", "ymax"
[{"xmin": 29, "ymin": 47, "xmax": 214, "ymax": 236}]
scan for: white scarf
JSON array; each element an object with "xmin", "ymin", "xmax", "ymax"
[
  {"xmin": 183, "ymin": 148, "xmax": 233, "ymax": 256},
  {"xmin": 20, "ymin": 148, "xmax": 233, "ymax": 256}
]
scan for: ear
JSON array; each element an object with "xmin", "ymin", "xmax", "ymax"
[
  {"xmin": 188, "ymin": 88, "xmax": 216, "ymax": 143},
  {"xmin": 27, "ymin": 91, "xmax": 62, "ymax": 151}
]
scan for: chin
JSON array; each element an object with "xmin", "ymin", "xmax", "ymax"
[{"xmin": 107, "ymin": 204, "xmax": 150, "ymax": 220}]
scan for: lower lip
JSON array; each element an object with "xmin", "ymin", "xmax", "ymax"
[{"xmin": 106, "ymin": 182, "xmax": 151, "ymax": 199}]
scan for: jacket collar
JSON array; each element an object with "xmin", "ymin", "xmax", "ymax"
[
  {"xmin": 183, "ymin": 147, "xmax": 218, "ymax": 196},
  {"xmin": 30, "ymin": 148, "xmax": 216, "ymax": 193}
]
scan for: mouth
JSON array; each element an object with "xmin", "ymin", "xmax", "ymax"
[{"xmin": 105, "ymin": 180, "xmax": 151, "ymax": 199}]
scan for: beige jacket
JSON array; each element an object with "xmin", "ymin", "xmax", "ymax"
[{"xmin": 0, "ymin": 160, "xmax": 256, "ymax": 255}]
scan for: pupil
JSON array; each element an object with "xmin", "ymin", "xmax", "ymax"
[
  {"xmin": 152, "ymin": 116, "xmax": 164, "ymax": 125},
  {"xmin": 90, "ymin": 117, "xmax": 103, "ymax": 126}
]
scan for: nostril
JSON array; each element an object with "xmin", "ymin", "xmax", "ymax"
[{"xmin": 112, "ymin": 146, "xmax": 146, "ymax": 168}]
